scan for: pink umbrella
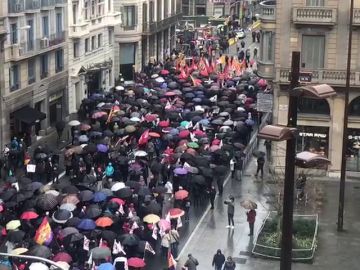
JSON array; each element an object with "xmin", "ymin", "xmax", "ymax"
[
  {"xmin": 257, "ymin": 78, "xmax": 267, "ymax": 87},
  {"xmin": 158, "ymin": 219, "xmax": 171, "ymax": 231},
  {"xmin": 160, "ymin": 69, "xmax": 170, "ymax": 75}
]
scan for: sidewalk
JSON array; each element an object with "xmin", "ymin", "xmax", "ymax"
[{"xmin": 176, "ymin": 140, "xmax": 360, "ymax": 270}]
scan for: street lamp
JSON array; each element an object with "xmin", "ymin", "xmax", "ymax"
[{"xmin": 258, "ymin": 51, "xmax": 336, "ymax": 270}]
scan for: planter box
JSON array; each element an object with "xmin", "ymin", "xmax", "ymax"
[{"xmin": 252, "ymin": 212, "xmax": 318, "ymax": 262}]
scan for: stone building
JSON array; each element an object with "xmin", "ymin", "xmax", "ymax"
[
  {"xmin": 258, "ymin": 0, "xmax": 360, "ymax": 176},
  {"xmin": 0, "ymin": 0, "xmax": 68, "ymax": 149}
]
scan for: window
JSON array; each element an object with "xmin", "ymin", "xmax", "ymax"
[
  {"xmin": 306, "ymin": 0, "xmax": 324, "ymax": 6},
  {"xmin": 40, "ymin": 54, "xmax": 49, "ymax": 79},
  {"xmin": 182, "ymin": 5, "xmax": 189, "ymax": 16},
  {"xmin": 55, "ymin": 49, "xmax": 64, "ymax": 72},
  {"xmin": 157, "ymin": 0, "xmax": 161, "ymax": 21},
  {"xmin": 196, "ymin": 6, "xmax": 206, "ymax": 15},
  {"xmin": 73, "ymin": 41, "xmax": 79, "ymax": 58},
  {"xmin": 56, "ymin": 13, "xmax": 63, "ymax": 35},
  {"xmin": 10, "ymin": 23, "xmax": 18, "ymax": 44},
  {"xmin": 301, "ymin": 35, "xmax": 325, "ymax": 69},
  {"xmin": 28, "ymin": 59, "xmax": 36, "ymax": 84},
  {"xmin": 108, "ymin": 0, "xmax": 111, "ymax": 11},
  {"xmin": 108, "ymin": 29, "xmax": 113, "ymax": 45},
  {"xmin": 98, "ymin": 33, "xmax": 102, "ymax": 48},
  {"xmin": 171, "ymin": 0, "xmax": 175, "ymax": 15},
  {"xmin": 72, "ymin": 4, "xmax": 77, "ymax": 24},
  {"xmin": 92, "ymin": 0, "xmax": 96, "ymax": 16},
  {"xmin": 27, "ymin": 20, "xmax": 34, "ymax": 50},
  {"xmin": 261, "ymin": 31, "xmax": 274, "ymax": 63},
  {"xmin": 85, "ymin": 38, "xmax": 90, "ymax": 52},
  {"xmin": 164, "ymin": 0, "xmax": 168, "ymax": 18},
  {"xmin": 9, "ymin": 65, "xmax": 20, "ymax": 91},
  {"xmin": 123, "ymin": 6, "xmax": 136, "ymax": 27},
  {"xmin": 150, "ymin": 2, "xmax": 154, "ymax": 23},
  {"xmin": 42, "ymin": 16, "xmax": 49, "ymax": 37},
  {"xmin": 213, "ymin": 4, "xmax": 224, "ymax": 17},
  {"xmin": 91, "ymin": 36, "xmax": 96, "ymax": 50},
  {"xmin": 85, "ymin": 1, "xmax": 89, "ymax": 20}
]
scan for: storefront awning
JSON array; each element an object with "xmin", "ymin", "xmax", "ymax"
[{"xmin": 13, "ymin": 107, "xmax": 46, "ymax": 125}]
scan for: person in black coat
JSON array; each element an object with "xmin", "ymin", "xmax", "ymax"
[{"xmin": 212, "ymin": 249, "xmax": 225, "ymax": 270}]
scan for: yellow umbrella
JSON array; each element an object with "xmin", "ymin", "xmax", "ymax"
[
  {"xmin": 250, "ymin": 20, "xmax": 261, "ymax": 31},
  {"xmin": 11, "ymin": 247, "xmax": 28, "ymax": 255},
  {"xmin": 143, "ymin": 214, "xmax": 161, "ymax": 224},
  {"xmin": 6, "ymin": 220, "xmax": 21, "ymax": 230},
  {"xmin": 228, "ymin": 38, "xmax": 236, "ymax": 46}
]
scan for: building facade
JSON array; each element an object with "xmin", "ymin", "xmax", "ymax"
[
  {"xmin": 67, "ymin": 0, "xmax": 121, "ymax": 115},
  {"xmin": 258, "ymin": 0, "xmax": 360, "ymax": 176},
  {"xmin": 1, "ymin": 0, "xmax": 68, "ymax": 149},
  {"xmin": 113, "ymin": 0, "xmax": 182, "ymax": 80}
]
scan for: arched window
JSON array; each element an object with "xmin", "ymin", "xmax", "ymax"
[
  {"xmin": 298, "ymin": 97, "xmax": 330, "ymax": 115},
  {"xmin": 349, "ymin": 96, "xmax": 360, "ymax": 116}
]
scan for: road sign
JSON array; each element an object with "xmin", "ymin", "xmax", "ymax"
[
  {"xmin": 256, "ymin": 93, "xmax": 273, "ymax": 113},
  {"xmin": 288, "ymin": 72, "xmax": 312, "ymax": 83}
]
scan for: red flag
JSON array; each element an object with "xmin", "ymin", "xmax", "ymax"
[
  {"xmin": 34, "ymin": 217, "xmax": 53, "ymax": 245},
  {"xmin": 168, "ymin": 251, "xmax": 177, "ymax": 270},
  {"xmin": 138, "ymin": 129, "xmax": 150, "ymax": 145}
]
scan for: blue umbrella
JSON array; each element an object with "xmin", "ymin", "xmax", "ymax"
[
  {"xmin": 93, "ymin": 192, "xmax": 107, "ymax": 202},
  {"xmin": 199, "ymin": 119, "xmax": 210, "ymax": 126},
  {"xmin": 98, "ymin": 263, "xmax": 115, "ymax": 270},
  {"xmin": 245, "ymin": 119, "xmax": 255, "ymax": 126},
  {"xmin": 174, "ymin": 167, "xmax": 188, "ymax": 175},
  {"xmin": 97, "ymin": 144, "xmax": 108, "ymax": 153},
  {"xmin": 77, "ymin": 219, "xmax": 96, "ymax": 230}
]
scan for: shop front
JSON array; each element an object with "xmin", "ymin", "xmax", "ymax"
[
  {"xmin": 120, "ymin": 43, "xmax": 136, "ymax": 81},
  {"xmin": 296, "ymin": 126, "xmax": 329, "ymax": 156},
  {"xmin": 49, "ymin": 92, "xmax": 64, "ymax": 126},
  {"xmin": 346, "ymin": 128, "xmax": 360, "ymax": 172}
]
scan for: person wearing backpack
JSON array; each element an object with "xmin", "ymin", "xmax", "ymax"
[{"xmin": 184, "ymin": 254, "xmax": 199, "ymax": 270}]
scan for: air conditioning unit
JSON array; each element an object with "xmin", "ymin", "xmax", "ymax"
[{"xmin": 40, "ymin": 38, "xmax": 49, "ymax": 48}]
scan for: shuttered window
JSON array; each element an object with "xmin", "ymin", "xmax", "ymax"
[
  {"xmin": 301, "ymin": 35, "xmax": 325, "ymax": 69},
  {"xmin": 306, "ymin": 0, "xmax": 324, "ymax": 6}
]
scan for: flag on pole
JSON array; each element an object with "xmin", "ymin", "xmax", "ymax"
[
  {"xmin": 128, "ymin": 210, "xmax": 133, "ymax": 219},
  {"xmin": 98, "ymin": 238, "xmax": 103, "ymax": 247},
  {"xmin": 145, "ymin": 241, "xmax": 156, "ymax": 255},
  {"xmin": 168, "ymin": 251, "xmax": 177, "ymax": 270},
  {"xmin": 209, "ymin": 95, "xmax": 218, "ymax": 102},
  {"xmin": 118, "ymin": 204, "xmax": 125, "ymax": 215},
  {"xmin": 34, "ymin": 217, "xmax": 53, "ymax": 245},
  {"xmin": 176, "ymin": 216, "xmax": 183, "ymax": 229},
  {"xmin": 152, "ymin": 226, "xmax": 158, "ymax": 240},
  {"xmin": 113, "ymin": 239, "xmax": 126, "ymax": 255},
  {"xmin": 165, "ymin": 212, "xmax": 171, "ymax": 223},
  {"xmin": 138, "ymin": 129, "xmax": 150, "ymax": 145},
  {"xmin": 87, "ymin": 252, "xmax": 93, "ymax": 266},
  {"xmin": 83, "ymin": 235, "xmax": 90, "ymax": 251},
  {"xmin": 190, "ymin": 75, "xmax": 202, "ymax": 87}
]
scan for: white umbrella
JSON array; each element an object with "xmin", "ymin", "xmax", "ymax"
[
  {"xmin": 68, "ymin": 120, "xmax": 81, "ymax": 126},
  {"xmin": 111, "ymin": 182, "xmax": 126, "ymax": 192},
  {"xmin": 155, "ymin": 77, "xmax": 165, "ymax": 83},
  {"xmin": 45, "ymin": 190, "xmax": 60, "ymax": 196},
  {"xmin": 29, "ymin": 262, "xmax": 49, "ymax": 270},
  {"xmin": 96, "ymin": 102, "xmax": 106, "ymax": 108},
  {"xmin": 115, "ymin": 85, "xmax": 124, "ymax": 91},
  {"xmin": 134, "ymin": 150, "xmax": 148, "ymax": 157},
  {"xmin": 151, "ymin": 74, "xmax": 159, "ymax": 79},
  {"xmin": 50, "ymin": 262, "xmax": 70, "ymax": 270},
  {"xmin": 60, "ymin": 203, "xmax": 77, "ymax": 211},
  {"xmin": 130, "ymin": 117, "xmax": 141, "ymax": 122}
]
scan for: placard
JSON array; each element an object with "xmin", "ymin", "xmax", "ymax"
[{"xmin": 27, "ymin": 164, "xmax": 36, "ymax": 173}]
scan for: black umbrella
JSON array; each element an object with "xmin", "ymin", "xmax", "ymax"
[
  {"xmin": 66, "ymin": 217, "xmax": 82, "ymax": 227},
  {"xmin": 101, "ymin": 230, "xmax": 117, "ymax": 244},
  {"xmin": 103, "ymin": 129, "xmax": 114, "ymax": 137},
  {"xmin": 7, "ymin": 230, "xmax": 25, "ymax": 243},
  {"xmin": 85, "ymin": 204, "xmax": 102, "ymax": 219},
  {"xmin": 19, "ymin": 177, "xmax": 32, "ymax": 186},
  {"xmin": 0, "ymin": 188, "xmax": 17, "ymax": 201},
  {"xmin": 192, "ymin": 175, "xmax": 206, "ymax": 185},
  {"xmin": 253, "ymin": 150, "xmax": 265, "ymax": 158},
  {"xmin": 83, "ymin": 143, "xmax": 97, "ymax": 153},
  {"xmin": 115, "ymin": 188, "xmax": 133, "ymax": 199},
  {"xmin": 35, "ymin": 152, "xmax": 48, "ymax": 160},
  {"xmin": 83, "ymin": 174, "xmax": 97, "ymax": 184},
  {"xmin": 137, "ymin": 187, "xmax": 151, "ymax": 197},
  {"xmin": 152, "ymin": 186, "xmax": 167, "ymax": 194},
  {"xmin": 53, "ymin": 209, "xmax": 73, "ymax": 224},
  {"xmin": 63, "ymin": 232, "xmax": 83, "ymax": 246},
  {"xmin": 125, "ymin": 181, "xmax": 141, "ymax": 189},
  {"xmin": 120, "ymin": 233, "xmax": 139, "ymax": 246},
  {"xmin": 6, "ymin": 176, "xmax": 17, "ymax": 183},
  {"xmin": 36, "ymin": 194, "xmax": 58, "ymax": 210},
  {"xmin": 62, "ymin": 185, "xmax": 79, "ymax": 194},
  {"xmin": 28, "ymin": 245, "xmax": 52, "ymax": 258},
  {"xmin": 12, "ymin": 193, "xmax": 27, "ymax": 203},
  {"xmin": 79, "ymin": 190, "xmax": 94, "ymax": 202},
  {"xmin": 145, "ymin": 201, "xmax": 161, "ymax": 215}
]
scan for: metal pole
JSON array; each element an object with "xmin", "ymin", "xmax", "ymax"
[
  {"xmin": 280, "ymin": 51, "xmax": 300, "ymax": 270},
  {"xmin": 338, "ymin": 0, "xmax": 354, "ymax": 232}
]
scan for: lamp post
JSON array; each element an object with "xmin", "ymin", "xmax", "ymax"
[
  {"xmin": 338, "ymin": 0, "xmax": 354, "ymax": 232},
  {"xmin": 258, "ymin": 51, "xmax": 336, "ymax": 270}
]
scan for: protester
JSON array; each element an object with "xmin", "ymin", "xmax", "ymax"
[
  {"xmin": 223, "ymin": 256, "xmax": 236, "ymax": 270},
  {"xmin": 224, "ymin": 196, "xmax": 235, "ymax": 229},
  {"xmin": 255, "ymin": 155, "xmax": 265, "ymax": 178},
  {"xmin": 247, "ymin": 209, "xmax": 257, "ymax": 236},
  {"xmin": 212, "ymin": 249, "xmax": 225, "ymax": 270}
]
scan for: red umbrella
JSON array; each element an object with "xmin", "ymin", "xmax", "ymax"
[
  {"xmin": 175, "ymin": 190, "xmax": 189, "ymax": 200},
  {"xmin": 179, "ymin": 130, "xmax": 190, "ymax": 139},
  {"xmin": 20, "ymin": 211, "xmax": 39, "ymax": 220},
  {"xmin": 149, "ymin": 132, "xmax": 161, "ymax": 138},
  {"xmin": 160, "ymin": 69, "xmax": 170, "ymax": 75},
  {"xmin": 169, "ymin": 208, "xmax": 185, "ymax": 219},
  {"xmin": 158, "ymin": 120, "xmax": 170, "ymax": 128},
  {"xmin": 79, "ymin": 124, "xmax": 91, "ymax": 131},
  {"xmin": 144, "ymin": 114, "xmax": 158, "ymax": 122},
  {"xmin": 128, "ymin": 257, "xmax": 146, "ymax": 268},
  {"xmin": 53, "ymin": 252, "xmax": 72, "ymax": 263},
  {"xmin": 165, "ymin": 91, "xmax": 176, "ymax": 97},
  {"xmin": 95, "ymin": 217, "xmax": 114, "ymax": 228},
  {"xmin": 110, "ymin": 198, "xmax": 125, "ymax": 205}
]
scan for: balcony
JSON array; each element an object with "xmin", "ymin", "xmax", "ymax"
[
  {"xmin": 41, "ymin": 0, "xmax": 55, "ymax": 9},
  {"xmin": 69, "ymin": 23, "xmax": 90, "ymax": 38},
  {"xmin": 105, "ymin": 12, "xmax": 122, "ymax": 27},
  {"xmin": 292, "ymin": 7, "xmax": 337, "ymax": 26},
  {"xmin": 260, "ymin": 1, "xmax": 276, "ymax": 22},
  {"xmin": 276, "ymin": 68, "xmax": 360, "ymax": 86},
  {"xmin": 142, "ymin": 12, "xmax": 182, "ymax": 35},
  {"xmin": 55, "ymin": 0, "xmax": 66, "ymax": 6},
  {"xmin": 8, "ymin": 0, "xmax": 25, "ymax": 15},
  {"xmin": 353, "ymin": 9, "xmax": 360, "ymax": 27},
  {"xmin": 5, "ymin": 42, "xmax": 36, "ymax": 61},
  {"xmin": 257, "ymin": 60, "xmax": 275, "ymax": 79},
  {"xmin": 25, "ymin": 0, "xmax": 40, "ymax": 11},
  {"xmin": 0, "ymin": 19, "xmax": 6, "ymax": 37}
]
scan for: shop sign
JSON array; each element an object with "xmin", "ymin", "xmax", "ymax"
[
  {"xmin": 49, "ymin": 92, "xmax": 63, "ymax": 103},
  {"xmin": 299, "ymin": 132, "xmax": 327, "ymax": 138},
  {"xmin": 348, "ymin": 135, "xmax": 360, "ymax": 140},
  {"xmin": 288, "ymin": 72, "xmax": 313, "ymax": 83}
]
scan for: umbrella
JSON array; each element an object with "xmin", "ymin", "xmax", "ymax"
[
  {"xmin": 134, "ymin": 150, "xmax": 148, "ymax": 157},
  {"xmin": 116, "ymin": 187, "xmax": 133, "ymax": 199},
  {"xmin": 29, "ymin": 263, "xmax": 49, "ymax": 270},
  {"xmin": 83, "ymin": 174, "xmax": 97, "ymax": 184},
  {"xmin": 62, "ymin": 194, "xmax": 80, "ymax": 205},
  {"xmin": 79, "ymin": 190, "xmax": 94, "ymax": 202},
  {"xmin": 121, "ymin": 233, "xmax": 139, "ymax": 246},
  {"xmin": 6, "ymin": 220, "xmax": 21, "ymax": 230},
  {"xmin": 111, "ymin": 182, "xmax": 126, "ymax": 192},
  {"xmin": 60, "ymin": 203, "xmax": 76, "ymax": 212},
  {"xmin": 240, "ymin": 199, "xmax": 258, "ymax": 210},
  {"xmin": 98, "ymin": 263, "xmax": 115, "ymax": 270},
  {"xmin": 138, "ymin": 187, "xmax": 151, "ymax": 197},
  {"xmin": 168, "ymin": 208, "xmax": 185, "ymax": 219},
  {"xmin": 128, "ymin": 257, "xmax": 146, "ymax": 268},
  {"xmin": 11, "ymin": 247, "xmax": 28, "ymax": 255},
  {"xmin": 85, "ymin": 205, "xmax": 102, "ymax": 219},
  {"xmin": 79, "ymin": 135, "xmax": 89, "ymax": 143},
  {"xmin": 68, "ymin": 120, "xmax": 81, "ymax": 126},
  {"xmin": 59, "ymin": 227, "xmax": 79, "ymax": 238},
  {"xmin": 145, "ymin": 201, "xmax": 161, "ymax": 214},
  {"xmin": 253, "ymin": 150, "xmax": 265, "ymax": 158},
  {"xmin": 175, "ymin": 190, "xmax": 189, "ymax": 200},
  {"xmin": 97, "ymin": 144, "xmax": 109, "ymax": 153},
  {"xmin": 65, "ymin": 146, "xmax": 83, "ymax": 156},
  {"xmin": 152, "ymin": 186, "xmax": 167, "ymax": 194},
  {"xmin": 174, "ymin": 167, "xmax": 188, "ymax": 175},
  {"xmin": 101, "ymin": 230, "xmax": 117, "ymax": 244},
  {"xmin": 143, "ymin": 214, "xmax": 160, "ymax": 224},
  {"xmin": 125, "ymin": 125, "xmax": 136, "ymax": 133},
  {"xmin": 66, "ymin": 217, "xmax": 82, "ymax": 227},
  {"xmin": 34, "ymin": 153, "xmax": 48, "ymax": 160},
  {"xmin": 93, "ymin": 191, "xmax": 107, "ymax": 202},
  {"xmin": 96, "ymin": 217, "xmax": 114, "ymax": 228},
  {"xmin": 62, "ymin": 185, "xmax": 80, "ymax": 194},
  {"xmin": 92, "ymin": 111, "xmax": 108, "ymax": 119},
  {"xmin": 91, "ymin": 247, "xmax": 111, "ymax": 259},
  {"xmin": 109, "ymin": 197, "xmax": 125, "ymax": 205},
  {"xmin": 149, "ymin": 132, "xmax": 161, "ymax": 138},
  {"xmin": 80, "ymin": 123, "xmax": 91, "ymax": 131},
  {"xmin": 77, "ymin": 218, "xmax": 96, "ymax": 230},
  {"xmin": 7, "ymin": 230, "xmax": 25, "ymax": 242},
  {"xmin": 53, "ymin": 209, "xmax": 73, "ymax": 224},
  {"xmin": 29, "ymin": 245, "xmax": 52, "ymax": 258},
  {"xmin": 53, "ymin": 252, "xmax": 72, "ymax": 263},
  {"xmin": 158, "ymin": 219, "xmax": 171, "ymax": 231}
]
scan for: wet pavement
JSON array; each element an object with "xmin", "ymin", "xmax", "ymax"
[{"xmin": 175, "ymin": 141, "xmax": 360, "ymax": 270}]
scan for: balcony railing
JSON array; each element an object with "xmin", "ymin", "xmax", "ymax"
[
  {"xmin": 8, "ymin": 0, "xmax": 25, "ymax": 14},
  {"xmin": 142, "ymin": 12, "xmax": 182, "ymax": 35},
  {"xmin": 25, "ymin": 0, "xmax": 40, "ymax": 10},
  {"xmin": 41, "ymin": 0, "xmax": 55, "ymax": 8},
  {"xmin": 69, "ymin": 23, "xmax": 90, "ymax": 38},
  {"xmin": 292, "ymin": 7, "xmax": 337, "ymax": 26},
  {"xmin": 257, "ymin": 60, "xmax": 275, "ymax": 79},
  {"xmin": 276, "ymin": 68, "xmax": 360, "ymax": 86},
  {"xmin": 260, "ymin": 1, "xmax": 276, "ymax": 22}
]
